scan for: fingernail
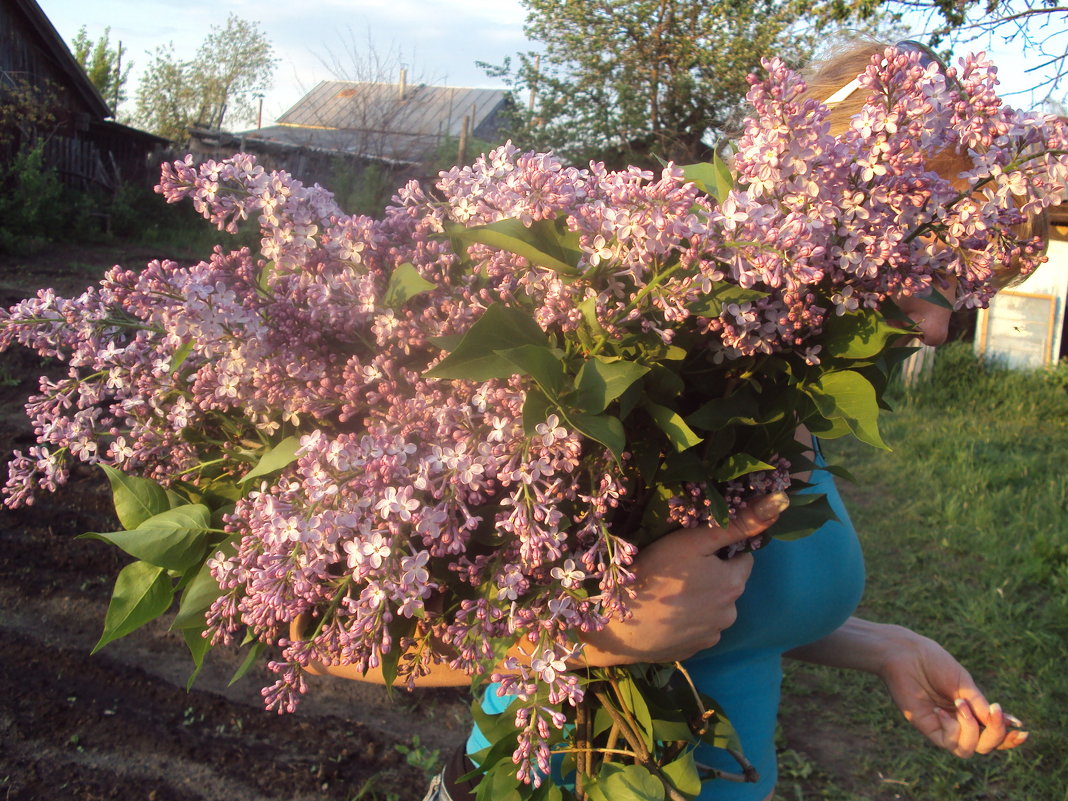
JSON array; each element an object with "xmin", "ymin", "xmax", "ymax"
[
  {"xmin": 1016, "ymin": 731, "xmax": 1029, "ymax": 743},
  {"xmin": 1004, "ymin": 713, "xmax": 1024, "ymax": 728},
  {"xmin": 752, "ymin": 492, "xmax": 790, "ymax": 522},
  {"xmin": 990, "ymin": 702, "xmax": 1002, "ymax": 718},
  {"xmin": 954, "ymin": 698, "xmax": 972, "ymax": 717}
]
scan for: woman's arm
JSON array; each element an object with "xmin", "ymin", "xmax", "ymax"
[
  {"xmin": 785, "ymin": 616, "xmax": 1028, "ymax": 757},
  {"xmin": 293, "ymin": 492, "xmax": 790, "ymax": 686}
]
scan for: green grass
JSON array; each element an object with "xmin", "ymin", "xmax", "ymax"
[{"xmin": 778, "ymin": 344, "xmax": 1068, "ymax": 801}]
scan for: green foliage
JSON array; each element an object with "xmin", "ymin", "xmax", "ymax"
[
  {"xmin": 92, "ymin": 560, "xmax": 174, "ymax": 653},
  {"xmin": 0, "ymin": 141, "xmax": 65, "ymax": 254},
  {"xmin": 325, "ymin": 160, "xmax": 398, "ymax": 218},
  {"xmin": 241, "ymin": 436, "xmax": 302, "ymax": 483},
  {"xmin": 394, "ymin": 735, "xmax": 442, "ymax": 779},
  {"xmin": 133, "ymin": 15, "xmax": 276, "ymax": 140},
  {"xmin": 780, "ymin": 343, "xmax": 1068, "ymax": 800},
  {"xmin": 70, "ymin": 26, "xmax": 131, "ymax": 116},
  {"xmin": 481, "ymin": 0, "xmax": 877, "ymax": 167},
  {"xmin": 0, "ymin": 76, "xmax": 60, "ymax": 150},
  {"xmin": 427, "ymin": 208, "xmax": 909, "ymax": 542}
]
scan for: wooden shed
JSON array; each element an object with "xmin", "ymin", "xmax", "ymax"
[
  {"xmin": 974, "ymin": 204, "xmax": 1068, "ymax": 368},
  {"xmin": 0, "ymin": 0, "xmax": 168, "ymax": 191}
]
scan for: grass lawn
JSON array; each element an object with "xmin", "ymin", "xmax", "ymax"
[{"xmin": 776, "ymin": 344, "xmax": 1068, "ymax": 801}]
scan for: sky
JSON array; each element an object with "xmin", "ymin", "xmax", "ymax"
[{"xmin": 36, "ymin": 0, "xmax": 1063, "ymax": 129}]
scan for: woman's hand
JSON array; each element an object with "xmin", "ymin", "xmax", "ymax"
[
  {"xmin": 576, "ymin": 492, "xmax": 790, "ymax": 666},
  {"xmin": 878, "ymin": 629, "xmax": 1028, "ymax": 757}
]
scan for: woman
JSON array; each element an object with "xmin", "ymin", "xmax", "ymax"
[{"xmin": 300, "ymin": 41, "xmax": 1040, "ymax": 801}]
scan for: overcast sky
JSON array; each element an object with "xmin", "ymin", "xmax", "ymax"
[{"xmin": 37, "ymin": 0, "xmax": 1056, "ymax": 128}]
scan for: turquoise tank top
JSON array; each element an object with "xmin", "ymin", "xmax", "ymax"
[{"xmin": 468, "ymin": 460, "xmax": 865, "ymax": 800}]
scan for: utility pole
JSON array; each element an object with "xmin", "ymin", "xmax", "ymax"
[
  {"xmin": 458, "ymin": 114, "xmax": 470, "ymax": 166},
  {"xmin": 113, "ymin": 42, "xmax": 124, "ymax": 117},
  {"xmin": 529, "ymin": 54, "xmax": 540, "ymax": 112}
]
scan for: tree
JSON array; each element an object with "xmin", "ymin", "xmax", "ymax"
[
  {"xmin": 483, "ymin": 0, "xmax": 878, "ymax": 168},
  {"xmin": 71, "ymin": 26, "xmax": 131, "ymax": 116},
  {"xmin": 133, "ymin": 15, "xmax": 276, "ymax": 142}
]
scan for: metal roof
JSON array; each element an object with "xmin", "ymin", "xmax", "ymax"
[{"xmin": 271, "ymin": 81, "xmax": 508, "ymax": 164}]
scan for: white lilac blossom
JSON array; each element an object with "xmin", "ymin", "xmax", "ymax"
[{"xmin": 2, "ymin": 47, "xmax": 1067, "ymax": 788}]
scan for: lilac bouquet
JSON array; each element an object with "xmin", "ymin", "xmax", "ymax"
[{"xmin": 3, "ymin": 48, "xmax": 1066, "ymax": 801}]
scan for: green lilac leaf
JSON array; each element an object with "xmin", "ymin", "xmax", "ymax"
[
  {"xmin": 766, "ymin": 492, "xmax": 839, "ymax": 541},
  {"xmin": 593, "ymin": 705, "xmax": 614, "ymax": 737},
  {"xmin": 522, "ymin": 388, "xmax": 554, "ymax": 436},
  {"xmin": 168, "ymin": 339, "xmax": 195, "ymax": 373},
  {"xmin": 579, "ymin": 295, "xmax": 606, "ymax": 336},
  {"xmin": 425, "ymin": 303, "xmax": 548, "ymax": 380},
  {"xmin": 172, "ymin": 552, "xmax": 228, "ymax": 629},
  {"xmin": 643, "ymin": 364, "xmax": 685, "ymax": 401},
  {"xmin": 616, "ymin": 670, "xmax": 655, "ymax": 750},
  {"xmin": 531, "ymin": 782, "xmax": 564, "ymax": 801},
  {"xmin": 661, "ymin": 751, "xmax": 702, "ymax": 797},
  {"xmin": 496, "ymin": 344, "xmax": 566, "ymax": 397},
  {"xmin": 228, "ymin": 640, "xmax": 265, "ymax": 687},
  {"xmin": 679, "ymin": 161, "xmax": 719, "ymax": 195},
  {"xmin": 820, "ymin": 310, "xmax": 910, "ymax": 360},
  {"xmin": 384, "ymin": 262, "xmax": 436, "ymax": 308},
  {"xmin": 806, "ymin": 370, "xmax": 889, "ymax": 450},
  {"xmin": 711, "ymin": 149, "xmax": 735, "ymax": 203},
  {"xmin": 680, "ymin": 153, "xmax": 734, "ymax": 204},
  {"xmin": 243, "ymin": 436, "xmax": 302, "ymax": 483},
  {"xmin": 560, "ymin": 410, "xmax": 625, "ymax": 460},
  {"xmin": 256, "ymin": 260, "xmax": 277, "ymax": 294},
  {"xmin": 583, "ymin": 778, "xmax": 611, "ymax": 801},
  {"xmin": 429, "ymin": 332, "xmax": 464, "ymax": 352},
  {"xmin": 644, "ymin": 401, "xmax": 703, "ymax": 452},
  {"xmin": 697, "ymin": 693, "xmax": 742, "ymax": 752},
  {"xmin": 601, "ymin": 763, "xmax": 665, "ymax": 801},
  {"xmin": 82, "ymin": 504, "xmax": 211, "ymax": 572},
  {"xmin": 447, "ymin": 218, "xmax": 581, "ymax": 277},
  {"xmin": 573, "ymin": 358, "xmax": 649, "ymax": 414},
  {"xmin": 805, "ymin": 414, "xmax": 853, "ymax": 439},
  {"xmin": 101, "ymin": 465, "xmax": 169, "ymax": 530},
  {"xmin": 712, "ymin": 453, "xmax": 776, "ymax": 481},
  {"xmin": 686, "ymin": 391, "xmax": 783, "ymax": 430},
  {"xmin": 92, "ymin": 560, "xmax": 173, "ymax": 653},
  {"xmin": 183, "ymin": 627, "xmax": 211, "ymax": 690},
  {"xmin": 381, "ymin": 615, "xmax": 417, "ymax": 691},
  {"xmin": 476, "ymin": 761, "xmax": 522, "ymax": 801},
  {"xmin": 689, "ymin": 281, "xmax": 768, "ymax": 318}
]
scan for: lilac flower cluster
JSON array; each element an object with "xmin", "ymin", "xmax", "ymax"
[{"xmin": 2, "ymin": 47, "xmax": 1066, "ymax": 783}]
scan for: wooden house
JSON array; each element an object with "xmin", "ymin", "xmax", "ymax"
[{"xmin": 0, "ymin": 0, "xmax": 168, "ymax": 192}]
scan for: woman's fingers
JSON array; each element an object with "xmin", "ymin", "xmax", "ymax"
[
  {"xmin": 996, "ymin": 727, "xmax": 1029, "ymax": 750},
  {"xmin": 692, "ymin": 491, "xmax": 790, "ymax": 556},
  {"xmin": 951, "ymin": 698, "xmax": 982, "ymax": 757},
  {"xmin": 974, "ymin": 701, "xmax": 1008, "ymax": 755}
]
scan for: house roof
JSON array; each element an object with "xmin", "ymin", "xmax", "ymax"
[
  {"xmin": 268, "ymin": 81, "xmax": 508, "ymax": 164},
  {"xmin": 8, "ymin": 0, "xmax": 111, "ymax": 119}
]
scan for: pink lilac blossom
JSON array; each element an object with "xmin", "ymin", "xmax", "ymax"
[{"xmin": 2, "ymin": 46, "xmax": 1067, "ymax": 777}]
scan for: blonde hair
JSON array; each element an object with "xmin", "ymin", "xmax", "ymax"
[{"xmin": 798, "ymin": 42, "xmax": 1050, "ymax": 288}]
